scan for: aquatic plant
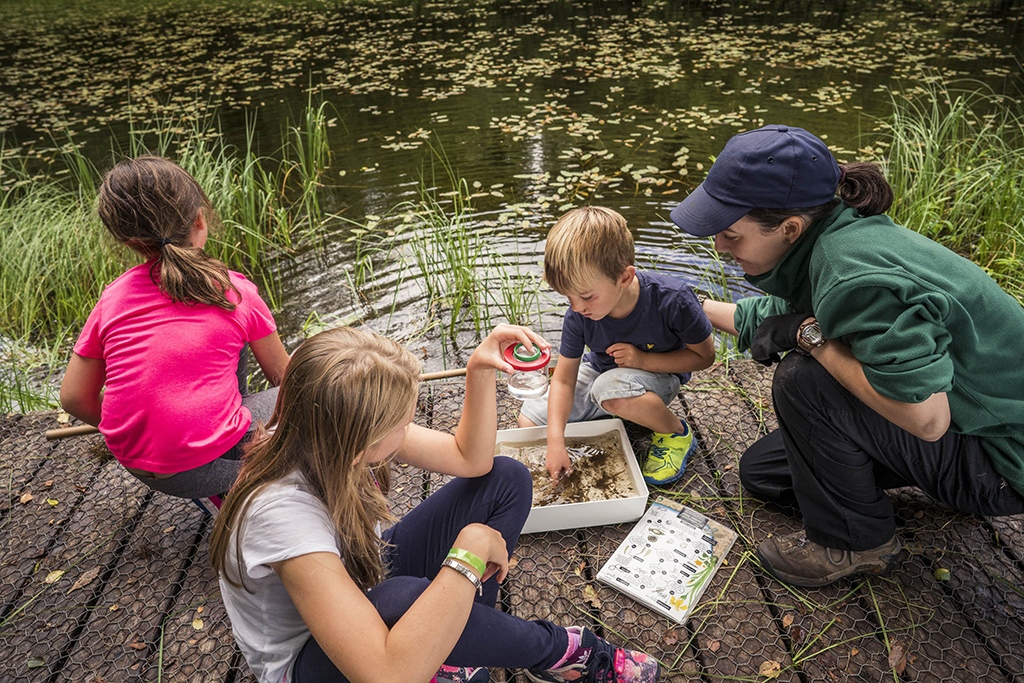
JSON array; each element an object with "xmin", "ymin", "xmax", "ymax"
[{"xmin": 881, "ymin": 80, "xmax": 1024, "ymax": 304}]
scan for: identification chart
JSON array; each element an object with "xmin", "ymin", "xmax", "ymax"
[{"xmin": 596, "ymin": 496, "xmax": 737, "ymax": 625}]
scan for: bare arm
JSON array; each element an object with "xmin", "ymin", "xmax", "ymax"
[
  {"xmin": 59, "ymin": 354, "xmax": 106, "ymax": 427},
  {"xmin": 398, "ymin": 325, "xmax": 549, "ymax": 478},
  {"xmin": 812, "ymin": 339, "xmax": 951, "ymax": 442},
  {"xmin": 544, "ymin": 355, "xmax": 580, "ymax": 479},
  {"xmin": 272, "ymin": 523, "xmax": 508, "ymax": 683},
  {"xmin": 607, "ymin": 334, "xmax": 716, "ymax": 374},
  {"xmin": 249, "ymin": 331, "xmax": 291, "ymax": 387},
  {"xmin": 703, "ymin": 300, "xmax": 738, "ymax": 336}
]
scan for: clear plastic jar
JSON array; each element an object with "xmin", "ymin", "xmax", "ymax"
[{"xmin": 503, "ymin": 343, "xmax": 551, "ymax": 401}]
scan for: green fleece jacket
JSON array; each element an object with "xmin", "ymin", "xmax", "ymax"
[{"xmin": 733, "ymin": 203, "xmax": 1024, "ymax": 496}]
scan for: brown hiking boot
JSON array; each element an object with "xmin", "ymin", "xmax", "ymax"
[{"xmin": 756, "ymin": 531, "xmax": 901, "ymax": 588}]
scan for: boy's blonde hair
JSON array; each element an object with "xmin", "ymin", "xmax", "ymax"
[
  {"xmin": 210, "ymin": 327, "xmax": 421, "ymax": 593},
  {"xmin": 544, "ymin": 207, "xmax": 634, "ymax": 294}
]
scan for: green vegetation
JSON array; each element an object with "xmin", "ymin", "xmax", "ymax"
[{"xmin": 882, "ymin": 81, "xmax": 1024, "ymax": 304}]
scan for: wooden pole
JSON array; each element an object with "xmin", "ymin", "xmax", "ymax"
[{"xmin": 43, "ymin": 366, "xmax": 470, "ymax": 441}]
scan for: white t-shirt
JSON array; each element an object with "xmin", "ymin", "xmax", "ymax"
[{"xmin": 220, "ymin": 471, "xmax": 342, "ymax": 683}]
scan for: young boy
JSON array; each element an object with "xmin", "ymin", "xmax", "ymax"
[{"xmin": 519, "ymin": 206, "xmax": 716, "ymax": 485}]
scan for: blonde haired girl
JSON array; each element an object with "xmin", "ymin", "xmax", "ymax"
[{"xmin": 210, "ymin": 325, "xmax": 661, "ymax": 683}]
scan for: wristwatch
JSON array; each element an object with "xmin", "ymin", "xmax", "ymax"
[
  {"xmin": 796, "ymin": 317, "xmax": 826, "ymax": 355},
  {"xmin": 697, "ymin": 293, "xmax": 708, "ymax": 307}
]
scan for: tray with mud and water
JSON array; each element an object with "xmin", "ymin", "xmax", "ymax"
[{"xmin": 494, "ymin": 419, "xmax": 649, "ymax": 533}]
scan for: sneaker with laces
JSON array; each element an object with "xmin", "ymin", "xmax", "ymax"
[
  {"xmin": 432, "ymin": 665, "xmax": 490, "ymax": 683},
  {"xmin": 526, "ymin": 626, "xmax": 660, "ymax": 683},
  {"xmin": 641, "ymin": 425, "xmax": 694, "ymax": 486},
  {"xmin": 757, "ymin": 531, "xmax": 902, "ymax": 588}
]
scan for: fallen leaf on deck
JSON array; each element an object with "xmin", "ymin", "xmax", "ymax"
[
  {"xmin": 68, "ymin": 566, "xmax": 101, "ymax": 593},
  {"xmin": 759, "ymin": 660, "xmax": 781, "ymax": 678},
  {"xmin": 708, "ymin": 640, "xmax": 720, "ymax": 652},
  {"xmin": 662, "ymin": 628, "xmax": 679, "ymax": 645},
  {"xmin": 27, "ymin": 657, "xmax": 45, "ymax": 668},
  {"xmin": 851, "ymin": 648, "xmax": 859, "ymax": 656},
  {"xmin": 782, "ymin": 613, "xmax": 794, "ymax": 627},
  {"xmin": 44, "ymin": 570, "xmax": 65, "ymax": 584},
  {"xmin": 582, "ymin": 585, "xmax": 602, "ymax": 609},
  {"xmin": 933, "ymin": 567, "xmax": 950, "ymax": 581},
  {"xmin": 888, "ymin": 642, "xmax": 907, "ymax": 674},
  {"xmin": 192, "ymin": 617, "xmax": 204, "ymax": 630},
  {"xmin": 128, "ymin": 641, "xmax": 147, "ymax": 650},
  {"xmin": 20, "ymin": 492, "xmax": 33, "ymax": 504},
  {"xmin": 47, "ymin": 499, "xmax": 59, "ymax": 506},
  {"xmin": 44, "ymin": 480, "xmax": 54, "ymax": 487}
]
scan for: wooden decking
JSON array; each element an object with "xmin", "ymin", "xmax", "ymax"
[{"xmin": 1, "ymin": 360, "xmax": 1022, "ymax": 682}]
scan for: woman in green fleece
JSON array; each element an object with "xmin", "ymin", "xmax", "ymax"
[{"xmin": 670, "ymin": 124, "xmax": 1024, "ymax": 588}]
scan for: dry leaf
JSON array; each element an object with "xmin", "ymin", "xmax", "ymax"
[
  {"xmin": 887, "ymin": 642, "xmax": 907, "ymax": 674},
  {"xmin": 662, "ymin": 628, "xmax": 679, "ymax": 645},
  {"xmin": 27, "ymin": 657, "xmax": 45, "ymax": 668},
  {"xmin": 68, "ymin": 566, "xmax": 101, "ymax": 593},
  {"xmin": 192, "ymin": 617, "xmax": 204, "ymax": 631},
  {"xmin": 782, "ymin": 613, "xmax": 794, "ymax": 628},
  {"xmin": 759, "ymin": 660, "xmax": 781, "ymax": 678},
  {"xmin": 127, "ymin": 641, "xmax": 147, "ymax": 650},
  {"xmin": 109, "ymin": 604, "xmax": 119, "ymax": 612},
  {"xmin": 44, "ymin": 480, "xmax": 54, "ymax": 488},
  {"xmin": 851, "ymin": 648, "xmax": 859, "ymax": 656},
  {"xmin": 508, "ymin": 557, "xmax": 518, "ymax": 570},
  {"xmin": 163, "ymin": 526, "xmax": 176, "ymax": 534},
  {"xmin": 582, "ymin": 585, "xmax": 602, "ymax": 609},
  {"xmin": 57, "ymin": 412, "xmax": 70, "ymax": 424},
  {"xmin": 197, "ymin": 606, "xmax": 204, "ymax": 613},
  {"xmin": 913, "ymin": 510, "xmax": 924, "ymax": 519},
  {"xmin": 708, "ymin": 640, "xmax": 721, "ymax": 652},
  {"xmin": 20, "ymin": 492, "xmax": 33, "ymax": 504},
  {"xmin": 44, "ymin": 569, "xmax": 65, "ymax": 584}
]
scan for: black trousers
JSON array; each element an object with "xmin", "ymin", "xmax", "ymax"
[{"xmin": 739, "ymin": 353, "xmax": 1024, "ymax": 551}]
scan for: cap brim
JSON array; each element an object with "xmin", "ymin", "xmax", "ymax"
[{"xmin": 669, "ymin": 183, "xmax": 751, "ymax": 237}]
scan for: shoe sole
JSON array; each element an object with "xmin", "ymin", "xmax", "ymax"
[
  {"xmin": 525, "ymin": 661, "xmax": 663, "ymax": 683},
  {"xmin": 756, "ymin": 537, "xmax": 903, "ymax": 588},
  {"xmin": 642, "ymin": 437, "xmax": 696, "ymax": 486}
]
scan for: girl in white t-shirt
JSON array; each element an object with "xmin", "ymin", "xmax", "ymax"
[{"xmin": 210, "ymin": 325, "xmax": 661, "ymax": 683}]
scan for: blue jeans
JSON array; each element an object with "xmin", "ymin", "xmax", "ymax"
[
  {"xmin": 520, "ymin": 361, "xmax": 682, "ymax": 426},
  {"xmin": 291, "ymin": 457, "xmax": 569, "ymax": 682}
]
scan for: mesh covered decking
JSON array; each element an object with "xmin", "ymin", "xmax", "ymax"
[{"xmin": 2, "ymin": 360, "xmax": 1023, "ymax": 682}]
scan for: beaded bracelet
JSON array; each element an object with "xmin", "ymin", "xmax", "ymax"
[
  {"xmin": 447, "ymin": 547, "xmax": 487, "ymax": 577},
  {"xmin": 441, "ymin": 558, "xmax": 483, "ymax": 596}
]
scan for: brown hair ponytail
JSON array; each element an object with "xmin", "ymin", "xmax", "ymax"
[
  {"xmin": 97, "ymin": 156, "xmax": 239, "ymax": 310},
  {"xmin": 836, "ymin": 162, "xmax": 893, "ymax": 217}
]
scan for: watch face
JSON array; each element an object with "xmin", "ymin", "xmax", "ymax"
[{"xmin": 802, "ymin": 323, "xmax": 824, "ymax": 345}]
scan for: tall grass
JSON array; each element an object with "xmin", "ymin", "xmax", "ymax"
[
  {"xmin": 881, "ymin": 81, "xmax": 1024, "ymax": 303},
  {"xmin": 0, "ymin": 104, "xmax": 334, "ymax": 341}
]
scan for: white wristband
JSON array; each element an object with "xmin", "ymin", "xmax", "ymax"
[{"xmin": 442, "ymin": 558, "xmax": 483, "ymax": 596}]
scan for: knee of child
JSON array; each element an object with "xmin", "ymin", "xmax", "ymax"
[
  {"xmin": 367, "ymin": 575, "xmax": 431, "ymax": 626},
  {"xmin": 600, "ymin": 396, "xmax": 630, "ymax": 415},
  {"xmin": 518, "ymin": 413, "xmax": 538, "ymax": 429},
  {"xmin": 492, "ymin": 456, "xmax": 534, "ymax": 508}
]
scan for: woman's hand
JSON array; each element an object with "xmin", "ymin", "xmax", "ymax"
[
  {"xmin": 453, "ymin": 523, "xmax": 510, "ymax": 583},
  {"xmin": 468, "ymin": 324, "xmax": 550, "ymax": 374}
]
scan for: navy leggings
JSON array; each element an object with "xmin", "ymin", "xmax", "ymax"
[{"xmin": 291, "ymin": 457, "xmax": 569, "ymax": 682}]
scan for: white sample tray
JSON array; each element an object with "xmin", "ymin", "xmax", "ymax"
[{"xmin": 495, "ymin": 418, "xmax": 650, "ymax": 534}]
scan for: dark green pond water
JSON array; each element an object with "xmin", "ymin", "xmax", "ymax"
[{"xmin": 2, "ymin": 0, "xmax": 1022, "ymax": 369}]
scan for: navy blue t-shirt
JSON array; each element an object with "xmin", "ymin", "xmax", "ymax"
[{"xmin": 559, "ymin": 270, "xmax": 712, "ymax": 383}]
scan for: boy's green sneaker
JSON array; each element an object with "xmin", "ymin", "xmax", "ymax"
[{"xmin": 642, "ymin": 424, "xmax": 694, "ymax": 485}]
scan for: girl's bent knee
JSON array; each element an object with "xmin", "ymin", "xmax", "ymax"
[{"xmin": 367, "ymin": 576, "xmax": 430, "ymax": 626}]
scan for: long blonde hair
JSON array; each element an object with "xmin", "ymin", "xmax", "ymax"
[
  {"xmin": 210, "ymin": 327, "xmax": 422, "ymax": 591},
  {"xmin": 98, "ymin": 156, "xmax": 240, "ymax": 310}
]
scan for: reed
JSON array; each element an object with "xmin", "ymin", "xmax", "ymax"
[{"xmin": 881, "ymin": 81, "xmax": 1024, "ymax": 303}]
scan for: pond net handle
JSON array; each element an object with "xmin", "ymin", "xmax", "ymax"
[{"xmin": 44, "ymin": 367, "xmax": 471, "ymax": 441}]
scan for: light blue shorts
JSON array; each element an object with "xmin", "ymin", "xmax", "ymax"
[{"xmin": 520, "ymin": 362, "xmax": 681, "ymax": 426}]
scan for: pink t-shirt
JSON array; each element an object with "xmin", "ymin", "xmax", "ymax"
[{"xmin": 73, "ymin": 263, "xmax": 277, "ymax": 473}]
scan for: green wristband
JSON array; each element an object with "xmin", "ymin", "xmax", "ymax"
[{"xmin": 447, "ymin": 548, "xmax": 486, "ymax": 577}]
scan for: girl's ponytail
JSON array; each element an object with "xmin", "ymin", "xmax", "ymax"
[
  {"xmin": 836, "ymin": 162, "xmax": 893, "ymax": 217},
  {"xmin": 98, "ymin": 156, "xmax": 239, "ymax": 311},
  {"xmin": 154, "ymin": 238, "xmax": 239, "ymax": 312}
]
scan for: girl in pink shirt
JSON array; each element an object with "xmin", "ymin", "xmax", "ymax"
[{"xmin": 60, "ymin": 157, "xmax": 291, "ymax": 501}]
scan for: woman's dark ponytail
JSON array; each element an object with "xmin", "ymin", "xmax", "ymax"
[{"xmin": 836, "ymin": 162, "xmax": 893, "ymax": 216}]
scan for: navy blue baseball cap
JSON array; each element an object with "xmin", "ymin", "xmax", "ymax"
[{"xmin": 670, "ymin": 125, "xmax": 842, "ymax": 237}]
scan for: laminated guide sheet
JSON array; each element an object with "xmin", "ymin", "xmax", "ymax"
[{"xmin": 596, "ymin": 496, "xmax": 738, "ymax": 625}]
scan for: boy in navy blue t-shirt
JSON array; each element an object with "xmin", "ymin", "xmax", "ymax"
[{"xmin": 519, "ymin": 207, "xmax": 715, "ymax": 485}]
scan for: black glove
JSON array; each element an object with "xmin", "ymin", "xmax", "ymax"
[{"xmin": 749, "ymin": 313, "xmax": 809, "ymax": 366}]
